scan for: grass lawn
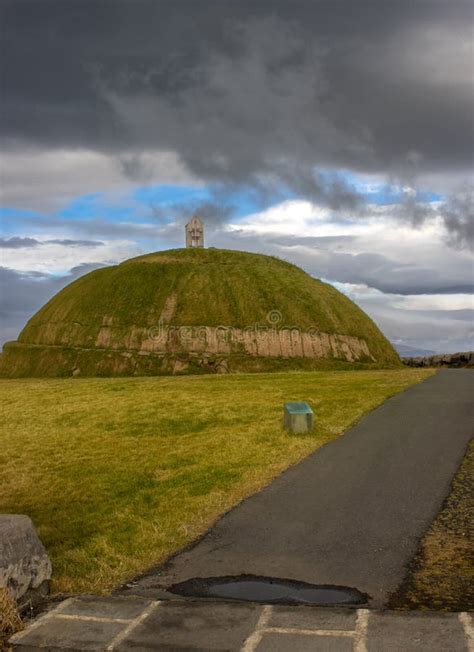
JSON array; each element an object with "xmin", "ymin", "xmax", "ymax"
[{"xmin": 0, "ymin": 368, "xmax": 433, "ymax": 594}]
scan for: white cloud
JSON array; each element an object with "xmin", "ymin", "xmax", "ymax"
[
  {"xmin": 0, "ymin": 148, "xmax": 197, "ymax": 212},
  {"xmin": 0, "ymin": 237, "xmax": 142, "ymax": 274},
  {"xmin": 391, "ymin": 294, "xmax": 474, "ymax": 312},
  {"xmin": 227, "ymin": 198, "xmax": 472, "ymax": 281},
  {"xmin": 333, "ymin": 282, "xmax": 473, "ymax": 353},
  {"xmin": 228, "ymin": 199, "xmax": 372, "ymax": 237}
]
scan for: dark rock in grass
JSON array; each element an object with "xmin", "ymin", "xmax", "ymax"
[{"xmin": 0, "ymin": 514, "xmax": 52, "ymax": 608}]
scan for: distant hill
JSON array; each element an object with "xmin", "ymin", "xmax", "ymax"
[{"xmin": 394, "ymin": 343, "xmax": 436, "ymax": 358}]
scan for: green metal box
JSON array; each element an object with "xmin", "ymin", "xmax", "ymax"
[{"xmin": 284, "ymin": 402, "xmax": 314, "ymax": 433}]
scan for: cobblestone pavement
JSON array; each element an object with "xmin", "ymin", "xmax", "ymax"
[{"xmin": 10, "ymin": 596, "xmax": 474, "ymax": 651}]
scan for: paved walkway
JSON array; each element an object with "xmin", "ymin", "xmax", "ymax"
[
  {"xmin": 10, "ymin": 595, "xmax": 474, "ymax": 651},
  {"xmin": 133, "ymin": 369, "xmax": 474, "ymax": 608}
]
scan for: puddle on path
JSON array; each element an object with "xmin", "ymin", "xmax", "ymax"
[{"xmin": 170, "ymin": 575, "xmax": 368, "ymax": 606}]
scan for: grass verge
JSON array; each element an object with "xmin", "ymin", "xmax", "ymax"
[
  {"xmin": 0, "ymin": 588, "xmax": 22, "ymax": 649},
  {"xmin": 0, "ymin": 368, "xmax": 432, "ymax": 594},
  {"xmin": 390, "ymin": 439, "xmax": 474, "ymax": 611}
]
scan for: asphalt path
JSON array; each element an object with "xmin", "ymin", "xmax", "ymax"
[{"xmin": 143, "ymin": 369, "xmax": 474, "ymax": 607}]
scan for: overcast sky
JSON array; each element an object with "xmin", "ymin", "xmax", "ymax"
[{"xmin": 1, "ymin": 0, "xmax": 473, "ymax": 354}]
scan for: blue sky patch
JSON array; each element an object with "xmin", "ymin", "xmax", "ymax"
[{"xmin": 1, "ymin": 174, "xmax": 444, "ymax": 242}]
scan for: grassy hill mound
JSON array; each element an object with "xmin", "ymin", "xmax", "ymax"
[{"xmin": 0, "ymin": 248, "xmax": 400, "ymax": 376}]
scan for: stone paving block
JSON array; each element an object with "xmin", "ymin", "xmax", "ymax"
[
  {"xmin": 115, "ymin": 601, "xmax": 260, "ymax": 651},
  {"xmin": 269, "ymin": 605, "xmax": 357, "ymax": 631},
  {"xmin": 367, "ymin": 611, "xmax": 467, "ymax": 651},
  {"xmin": 256, "ymin": 632, "xmax": 353, "ymax": 651},
  {"xmin": 10, "ymin": 598, "xmax": 471, "ymax": 652},
  {"xmin": 59, "ymin": 595, "xmax": 153, "ymax": 620},
  {"xmin": 11, "ymin": 616, "xmax": 125, "ymax": 651}
]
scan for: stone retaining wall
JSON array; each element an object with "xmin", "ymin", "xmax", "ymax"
[
  {"xmin": 94, "ymin": 325, "xmax": 375, "ymax": 363},
  {"xmin": 402, "ymin": 351, "xmax": 474, "ymax": 368}
]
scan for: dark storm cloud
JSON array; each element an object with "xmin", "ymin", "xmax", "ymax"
[
  {"xmin": 119, "ymin": 155, "xmax": 155, "ymax": 184},
  {"xmin": 1, "ymin": 0, "xmax": 472, "ymax": 193},
  {"xmin": 0, "ymin": 237, "xmax": 104, "ymax": 248},
  {"xmin": 386, "ymin": 184, "xmax": 474, "ymax": 251},
  {"xmin": 0, "ymin": 237, "xmax": 40, "ymax": 248},
  {"xmin": 10, "ymin": 213, "xmax": 158, "ymax": 239},
  {"xmin": 294, "ymin": 249, "xmax": 474, "ymax": 296},
  {"xmin": 439, "ymin": 186, "xmax": 474, "ymax": 251},
  {"xmin": 47, "ymin": 239, "xmax": 105, "ymax": 247},
  {"xmin": 149, "ymin": 198, "xmax": 235, "ymax": 230},
  {"xmin": 0, "ymin": 264, "xmax": 104, "ymax": 311}
]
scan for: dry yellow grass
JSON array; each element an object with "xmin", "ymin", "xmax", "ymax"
[
  {"xmin": 0, "ymin": 368, "xmax": 433, "ymax": 594},
  {"xmin": 0, "ymin": 588, "xmax": 22, "ymax": 642}
]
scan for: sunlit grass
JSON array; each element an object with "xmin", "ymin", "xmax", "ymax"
[{"xmin": 0, "ymin": 368, "xmax": 433, "ymax": 594}]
